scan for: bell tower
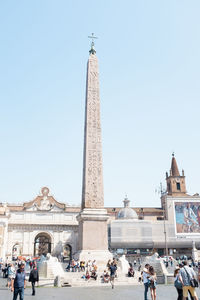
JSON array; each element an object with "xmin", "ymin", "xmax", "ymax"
[{"xmin": 165, "ymin": 153, "xmax": 187, "ymax": 196}]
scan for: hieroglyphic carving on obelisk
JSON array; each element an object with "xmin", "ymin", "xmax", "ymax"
[
  {"xmin": 76, "ymin": 37, "xmax": 112, "ymax": 261},
  {"xmin": 81, "ymin": 39, "xmax": 104, "ymax": 209}
]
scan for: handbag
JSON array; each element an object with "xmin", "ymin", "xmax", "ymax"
[
  {"xmin": 190, "ymin": 278, "xmax": 199, "ymax": 288},
  {"xmin": 174, "ymin": 276, "xmax": 182, "ymax": 289},
  {"xmin": 184, "ymin": 267, "xmax": 199, "ymax": 288},
  {"xmin": 148, "ymin": 276, "xmax": 157, "ymax": 288}
]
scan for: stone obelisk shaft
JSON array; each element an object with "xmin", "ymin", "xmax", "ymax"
[
  {"xmin": 82, "ymin": 52, "xmax": 104, "ymax": 209},
  {"xmin": 76, "ymin": 48, "xmax": 112, "ymax": 263}
]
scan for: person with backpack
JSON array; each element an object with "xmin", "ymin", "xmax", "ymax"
[
  {"xmin": 28, "ymin": 263, "xmax": 39, "ymax": 296},
  {"xmin": 109, "ymin": 261, "xmax": 117, "ymax": 289},
  {"xmin": 179, "ymin": 261, "xmax": 198, "ymax": 300}
]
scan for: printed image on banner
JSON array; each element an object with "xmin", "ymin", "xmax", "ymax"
[{"xmin": 175, "ymin": 202, "xmax": 200, "ymax": 234}]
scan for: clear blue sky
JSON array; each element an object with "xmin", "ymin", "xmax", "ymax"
[{"xmin": 0, "ymin": 0, "xmax": 200, "ymax": 208}]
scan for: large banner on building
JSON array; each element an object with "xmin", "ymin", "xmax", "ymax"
[{"xmin": 175, "ymin": 202, "xmax": 200, "ymax": 234}]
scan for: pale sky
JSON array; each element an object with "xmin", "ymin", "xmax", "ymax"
[{"xmin": 0, "ymin": 0, "xmax": 200, "ymax": 208}]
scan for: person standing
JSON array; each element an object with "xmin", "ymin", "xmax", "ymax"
[
  {"xmin": 7, "ymin": 263, "xmax": 16, "ymax": 289},
  {"xmin": 11, "ymin": 261, "xmax": 26, "ymax": 300},
  {"xmin": 179, "ymin": 261, "xmax": 198, "ymax": 300},
  {"xmin": 29, "ymin": 263, "xmax": 39, "ymax": 296},
  {"xmin": 174, "ymin": 268, "xmax": 183, "ymax": 300},
  {"xmin": 142, "ymin": 264, "xmax": 150, "ymax": 300},
  {"xmin": 170, "ymin": 258, "xmax": 173, "ymax": 267},
  {"xmin": 149, "ymin": 266, "xmax": 157, "ymax": 300},
  {"xmin": 109, "ymin": 261, "xmax": 117, "ymax": 289}
]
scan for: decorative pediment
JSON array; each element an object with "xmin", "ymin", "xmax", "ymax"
[{"xmin": 23, "ymin": 187, "xmax": 66, "ymax": 211}]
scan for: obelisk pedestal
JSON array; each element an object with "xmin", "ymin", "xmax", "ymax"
[
  {"xmin": 75, "ymin": 40, "xmax": 112, "ymax": 266},
  {"xmin": 75, "ymin": 209, "xmax": 112, "ymax": 264}
]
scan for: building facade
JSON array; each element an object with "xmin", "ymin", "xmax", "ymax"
[
  {"xmin": 0, "ymin": 187, "xmax": 79, "ymax": 260},
  {"xmin": 0, "ymin": 155, "xmax": 199, "ymax": 260},
  {"xmin": 110, "ymin": 155, "xmax": 200, "ymax": 257}
]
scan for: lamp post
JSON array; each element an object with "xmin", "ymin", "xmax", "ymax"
[
  {"xmin": 161, "ymin": 185, "xmax": 168, "ymax": 257},
  {"xmin": 163, "ymin": 203, "xmax": 168, "ymax": 256},
  {"xmin": 157, "ymin": 182, "xmax": 168, "ymax": 256}
]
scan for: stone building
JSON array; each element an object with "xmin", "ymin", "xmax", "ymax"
[{"xmin": 0, "ymin": 187, "xmax": 79, "ymax": 260}]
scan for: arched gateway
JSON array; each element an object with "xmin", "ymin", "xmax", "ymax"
[{"xmin": 34, "ymin": 232, "xmax": 51, "ymax": 256}]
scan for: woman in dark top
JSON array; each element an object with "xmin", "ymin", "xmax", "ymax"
[{"xmin": 29, "ymin": 263, "xmax": 39, "ymax": 296}]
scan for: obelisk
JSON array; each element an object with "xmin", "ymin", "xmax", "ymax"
[{"xmin": 76, "ymin": 36, "xmax": 112, "ymax": 263}]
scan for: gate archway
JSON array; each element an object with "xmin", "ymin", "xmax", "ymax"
[{"xmin": 34, "ymin": 232, "xmax": 51, "ymax": 256}]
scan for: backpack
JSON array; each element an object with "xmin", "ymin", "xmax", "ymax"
[{"xmin": 29, "ymin": 269, "xmax": 38, "ymax": 282}]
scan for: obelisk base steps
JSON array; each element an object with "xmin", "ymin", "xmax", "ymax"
[{"xmin": 74, "ymin": 250, "xmax": 113, "ymax": 271}]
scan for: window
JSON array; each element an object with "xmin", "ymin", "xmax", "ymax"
[{"xmin": 176, "ymin": 182, "xmax": 181, "ymax": 190}]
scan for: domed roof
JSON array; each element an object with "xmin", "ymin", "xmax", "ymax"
[{"xmin": 117, "ymin": 197, "xmax": 138, "ymax": 220}]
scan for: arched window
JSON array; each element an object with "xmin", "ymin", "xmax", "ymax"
[
  {"xmin": 63, "ymin": 244, "xmax": 72, "ymax": 261},
  {"xmin": 34, "ymin": 232, "xmax": 51, "ymax": 256}
]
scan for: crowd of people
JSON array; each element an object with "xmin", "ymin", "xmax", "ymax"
[
  {"xmin": 139, "ymin": 258, "xmax": 200, "ymax": 300},
  {"xmin": 1, "ymin": 255, "xmax": 200, "ymax": 300},
  {"xmin": 174, "ymin": 260, "xmax": 199, "ymax": 300},
  {"xmin": 76, "ymin": 258, "xmax": 118, "ymax": 288},
  {"xmin": 66, "ymin": 259, "xmax": 97, "ymax": 272},
  {"xmin": 0, "ymin": 259, "xmax": 39, "ymax": 299}
]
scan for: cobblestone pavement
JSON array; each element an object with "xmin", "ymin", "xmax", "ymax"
[{"xmin": 1, "ymin": 284, "xmax": 200, "ymax": 300}]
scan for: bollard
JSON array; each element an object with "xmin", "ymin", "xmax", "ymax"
[{"xmin": 54, "ymin": 275, "xmax": 61, "ymax": 287}]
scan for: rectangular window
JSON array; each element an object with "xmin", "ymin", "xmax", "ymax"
[{"xmin": 176, "ymin": 182, "xmax": 181, "ymax": 190}]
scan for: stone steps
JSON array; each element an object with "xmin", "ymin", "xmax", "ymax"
[{"xmin": 61, "ymin": 271, "xmax": 140, "ymax": 287}]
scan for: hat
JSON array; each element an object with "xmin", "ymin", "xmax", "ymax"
[{"xmin": 18, "ymin": 261, "xmax": 25, "ymax": 266}]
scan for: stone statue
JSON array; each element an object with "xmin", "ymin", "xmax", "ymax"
[
  {"xmin": 46, "ymin": 253, "xmax": 58, "ymax": 262},
  {"xmin": 192, "ymin": 241, "xmax": 198, "ymax": 261},
  {"xmin": 192, "ymin": 241, "xmax": 197, "ymax": 250},
  {"xmin": 118, "ymin": 255, "xmax": 130, "ymax": 274},
  {"xmin": 40, "ymin": 196, "xmax": 51, "ymax": 210}
]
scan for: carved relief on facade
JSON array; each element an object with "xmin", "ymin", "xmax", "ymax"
[{"xmin": 23, "ymin": 187, "xmax": 66, "ymax": 212}]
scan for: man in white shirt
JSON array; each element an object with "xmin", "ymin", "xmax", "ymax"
[{"xmin": 142, "ymin": 264, "xmax": 150, "ymax": 300}]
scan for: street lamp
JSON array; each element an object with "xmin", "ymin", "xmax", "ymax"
[
  {"xmin": 162, "ymin": 188, "xmax": 168, "ymax": 256},
  {"xmin": 156, "ymin": 182, "xmax": 169, "ymax": 256}
]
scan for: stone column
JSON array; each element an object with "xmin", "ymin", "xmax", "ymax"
[{"xmin": 0, "ymin": 221, "xmax": 8, "ymax": 260}]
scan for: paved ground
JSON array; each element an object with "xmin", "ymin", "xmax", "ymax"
[
  {"xmin": 1, "ymin": 284, "xmax": 200, "ymax": 300},
  {"xmin": 1, "ymin": 275, "xmax": 200, "ymax": 300}
]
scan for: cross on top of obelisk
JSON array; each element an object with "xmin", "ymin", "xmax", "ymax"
[{"xmin": 88, "ymin": 33, "xmax": 98, "ymax": 54}]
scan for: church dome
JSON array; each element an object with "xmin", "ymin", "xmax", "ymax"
[{"xmin": 117, "ymin": 197, "xmax": 138, "ymax": 220}]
